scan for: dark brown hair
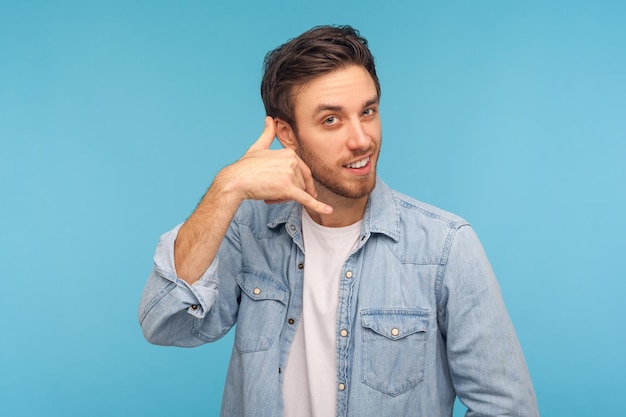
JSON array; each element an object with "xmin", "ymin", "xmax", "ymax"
[{"xmin": 261, "ymin": 25, "xmax": 380, "ymax": 129}]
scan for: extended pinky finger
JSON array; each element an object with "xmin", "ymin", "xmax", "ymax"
[{"xmin": 291, "ymin": 188, "xmax": 333, "ymax": 215}]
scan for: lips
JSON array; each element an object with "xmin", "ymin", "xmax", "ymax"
[{"xmin": 344, "ymin": 156, "xmax": 370, "ymax": 169}]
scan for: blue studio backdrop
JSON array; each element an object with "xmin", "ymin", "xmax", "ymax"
[{"xmin": 1, "ymin": 1, "xmax": 625, "ymax": 416}]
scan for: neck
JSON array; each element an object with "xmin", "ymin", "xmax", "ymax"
[{"xmin": 305, "ymin": 188, "xmax": 369, "ymax": 227}]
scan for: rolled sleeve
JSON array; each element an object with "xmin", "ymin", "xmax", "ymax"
[{"xmin": 138, "ymin": 225, "xmax": 221, "ymax": 346}]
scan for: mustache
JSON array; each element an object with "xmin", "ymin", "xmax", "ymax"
[{"xmin": 339, "ymin": 142, "xmax": 378, "ymax": 165}]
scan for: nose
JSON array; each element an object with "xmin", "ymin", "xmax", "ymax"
[{"xmin": 346, "ymin": 119, "xmax": 370, "ymax": 151}]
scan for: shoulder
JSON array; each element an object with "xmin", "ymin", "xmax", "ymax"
[
  {"xmin": 371, "ymin": 183, "xmax": 473, "ymax": 265},
  {"xmin": 390, "ymin": 188, "xmax": 469, "ymax": 230},
  {"xmin": 371, "ymin": 180, "xmax": 469, "ymax": 233}
]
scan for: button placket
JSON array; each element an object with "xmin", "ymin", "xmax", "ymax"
[{"xmin": 336, "ymin": 258, "xmax": 358, "ymax": 411}]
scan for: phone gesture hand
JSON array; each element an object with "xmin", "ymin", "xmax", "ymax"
[{"xmin": 231, "ymin": 117, "xmax": 332, "ymax": 215}]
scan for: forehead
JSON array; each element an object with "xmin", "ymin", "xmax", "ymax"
[{"xmin": 293, "ymin": 65, "xmax": 378, "ymax": 116}]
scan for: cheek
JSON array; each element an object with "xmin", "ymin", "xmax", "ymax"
[
  {"xmin": 372, "ymin": 122, "xmax": 383, "ymax": 138},
  {"xmin": 363, "ymin": 120, "xmax": 381, "ymax": 139}
]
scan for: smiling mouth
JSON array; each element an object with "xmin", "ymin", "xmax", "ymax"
[{"xmin": 344, "ymin": 156, "xmax": 370, "ymax": 169}]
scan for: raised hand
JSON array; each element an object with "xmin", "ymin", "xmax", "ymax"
[
  {"xmin": 174, "ymin": 117, "xmax": 332, "ymax": 284},
  {"xmin": 225, "ymin": 116, "xmax": 333, "ymax": 215}
]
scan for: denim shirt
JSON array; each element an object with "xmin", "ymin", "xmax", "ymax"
[{"xmin": 139, "ymin": 179, "xmax": 539, "ymax": 417}]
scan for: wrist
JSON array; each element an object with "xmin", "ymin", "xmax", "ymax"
[{"xmin": 212, "ymin": 165, "xmax": 247, "ymax": 204}]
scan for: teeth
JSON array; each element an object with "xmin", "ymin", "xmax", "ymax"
[{"xmin": 346, "ymin": 157, "xmax": 369, "ymax": 169}]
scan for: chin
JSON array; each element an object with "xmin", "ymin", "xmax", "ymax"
[{"xmin": 326, "ymin": 175, "xmax": 376, "ymax": 200}]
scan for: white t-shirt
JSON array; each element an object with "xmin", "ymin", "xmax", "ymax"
[{"xmin": 283, "ymin": 210, "xmax": 362, "ymax": 417}]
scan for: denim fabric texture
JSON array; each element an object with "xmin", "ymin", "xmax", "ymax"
[{"xmin": 139, "ymin": 178, "xmax": 539, "ymax": 417}]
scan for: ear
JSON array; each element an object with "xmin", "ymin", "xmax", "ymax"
[{"xmin": 275, "ymin": 118, "xmax": 298, "ymax": 151}]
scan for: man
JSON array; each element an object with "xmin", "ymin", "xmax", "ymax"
[{"xmin": 139, "ymin": 25, "xmax": 539, "ymax": 417}]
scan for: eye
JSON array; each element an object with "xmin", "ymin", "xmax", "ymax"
[
  {"xmin": 362, "ymin": 108, "xmax": 376, "ymax": 116},
  {"xmin": 323, "ymin": 116, "xmax": 338, "ymax": 125}
]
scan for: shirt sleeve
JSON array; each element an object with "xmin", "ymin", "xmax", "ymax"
[
  {"xmin": 138, "ymin": 223, "xmax": 238, "ymax": 347},
  {"xmin": 438, "ymin": 225, "xmax": 539, "ymax": 417}
]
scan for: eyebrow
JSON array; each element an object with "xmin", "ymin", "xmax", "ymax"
[{"xmin": 312, "ymin": 96, "xmax": 379, "ymax": 117}]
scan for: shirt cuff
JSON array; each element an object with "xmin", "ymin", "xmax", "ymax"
[{"xmin": 153, "ymin": 224, "xmax": 220, "ymax": 318}]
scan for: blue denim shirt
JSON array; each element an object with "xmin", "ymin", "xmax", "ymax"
[{"xmin": 139, "ymin": 179, "xmax": 538, "ymax": 417}]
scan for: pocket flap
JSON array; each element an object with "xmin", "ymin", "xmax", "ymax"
[
  {"xmin": 236, "ymin": 267, "xmax": 289, "ymax": 304},
  {"xmin": 361, "ymin": 309, "xmax": 429, "ymax": 340}
]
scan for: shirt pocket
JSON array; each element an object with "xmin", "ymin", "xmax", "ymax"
[
  {"xmin": 234, "ymin": 267, "xmax": 289, "ymax": 353},
  {"xmin": 360, "ymin": 309, "xmax": 430, "ymax": 397}
]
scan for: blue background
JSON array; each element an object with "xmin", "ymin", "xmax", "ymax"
[{"xmin": 1, "ymin": 1, "xmax": 624, "ymax": 416}]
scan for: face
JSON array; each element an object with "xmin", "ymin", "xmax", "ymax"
[{"xmin": 282, "ymin": 65, "xmax": 382, "ymax": 202}]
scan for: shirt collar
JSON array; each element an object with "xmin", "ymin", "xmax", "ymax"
[{"xmin": 266, "ymin": 177, "xmax": 400, "ymax": 242}]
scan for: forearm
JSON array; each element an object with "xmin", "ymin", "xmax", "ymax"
[
  {"xmin": 175, "ymin": 166, "xmax": 244, "ymax": 284},
  {"xmin": 139, "ymin": 224, "xmax": 227, "ymax": 347}
]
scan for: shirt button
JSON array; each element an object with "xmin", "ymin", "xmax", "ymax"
[
  {"xmin": 190, "ymin": 304, "xmax": 199, "ymax": 310},
  {"xmin": 289, "ymin": 224, "xmax": 296, "ymax": 231},
  {"xmin": 338, "ymin": 383, "xmax": 346, "ymax": 391},
  {"xmin": 297, "ymin": 263, "xmax": 304, "ymax": 270},
  {"xmin": 345, "ymin": 271, "xmax": 353, "ymax": 279},
  {"xmin": 253, "ymin": 288, "xmax": 261, "ymax": 295},
  {"xmin": 288, "ymin": 318, "xmax": 295, "ymax": 325},
  {"xmin": 391, "ymin": 328, "xmax": 400, "ymax": 337},
  {"xmin": 340, "ymin": 329, "xmax": 348, "ymax": 337}
]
